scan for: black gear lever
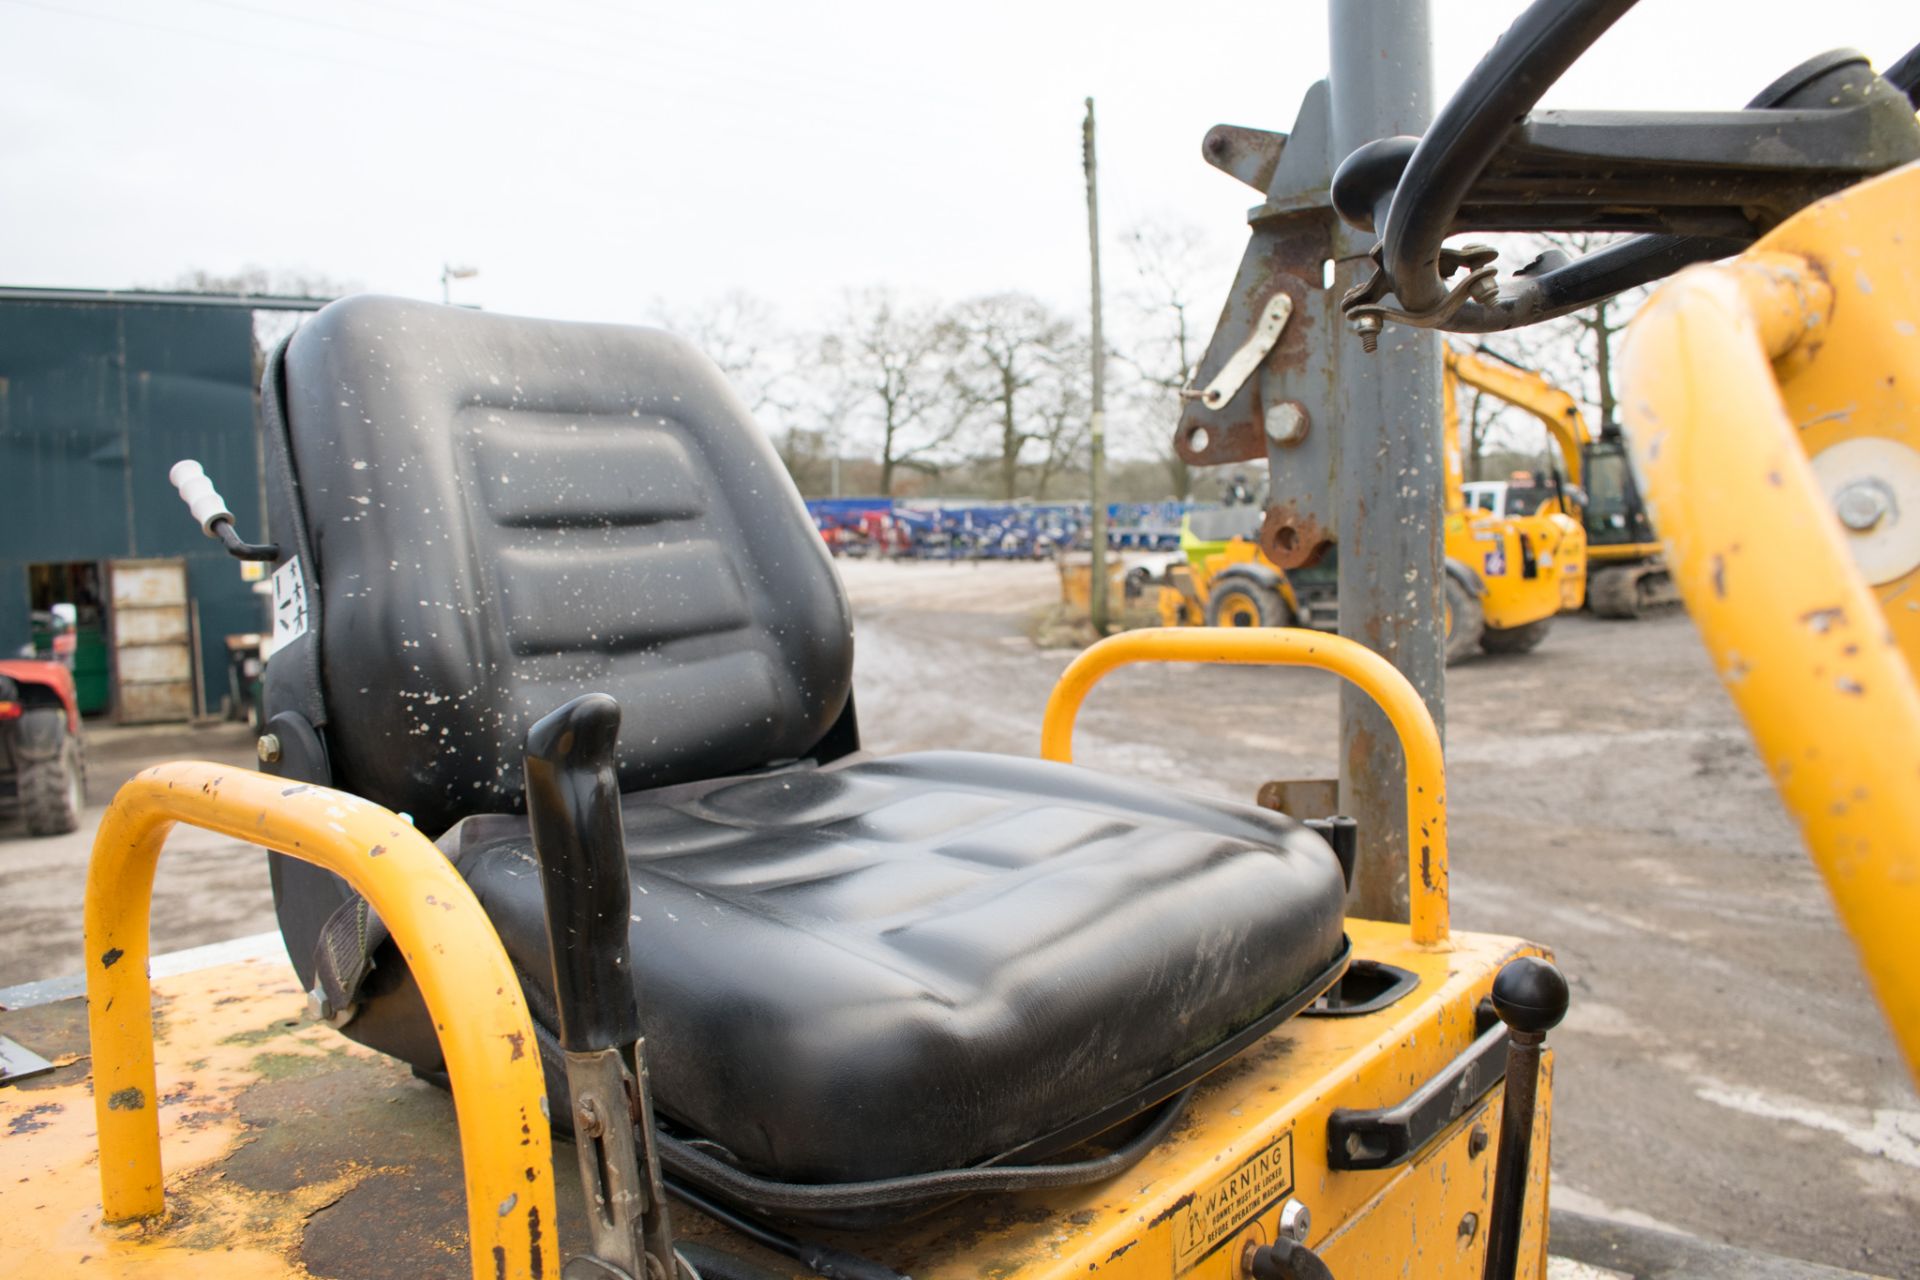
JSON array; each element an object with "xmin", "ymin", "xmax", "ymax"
[
  {"xmin": 1480, "ymin": 957, "xmax": 1570, "ymax": 1280},
  {"xmin": 525, "ymin": 694, "xmax": 676, "ymax": 1280}
]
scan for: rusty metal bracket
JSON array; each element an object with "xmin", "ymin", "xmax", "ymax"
[{"xmin": 1260, "ymin": 502, "xmax": 1331, "ymax": 570}]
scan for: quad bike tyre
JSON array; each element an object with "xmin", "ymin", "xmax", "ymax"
[
  {"xmin": 1444, "ymin": 575, "xmax": 1484, "ymax": 665},
  {"xmin": 1480, "ymin": 617, "xmax": 1552, "ymax": 655},
  {"xmin": 22, "ymin": 709, "xmax": 85, "ymax": 837},
  {"xmin": 1206, "ymin": 579, "xmax": 1288, "ymax": 628}
]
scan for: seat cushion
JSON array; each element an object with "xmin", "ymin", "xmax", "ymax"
[{"xmin": 441, "ymin": 750, "xmax": 1347, "ymax": 1185}]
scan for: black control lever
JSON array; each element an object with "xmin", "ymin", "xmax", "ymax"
[
  {"xmin": 525, "ymin": 694, "xmax": 676, "ymax": 1280},
  {"xmin": 1480, "ymin": 957, "xmax": 1570, "ymax": 1280}
]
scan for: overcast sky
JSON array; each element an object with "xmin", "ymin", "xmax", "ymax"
[{"xmin": 3, "ymin": 0, "xmax": 1914, "ymax": 329}]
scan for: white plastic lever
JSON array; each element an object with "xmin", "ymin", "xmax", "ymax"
[{"xmin": 169, "ymin": 459, "xmax": 234, "ymax": 535}]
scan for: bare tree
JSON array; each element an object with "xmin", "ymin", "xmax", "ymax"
[
  {"xmin": 946, "ymin": 293, "xmax": 1081, "ymax": 500},
  {"xmin": 648, "ymin": 290, "xmax": 792, "ymax": 419},
  {"xmin": 1029, "ymin": 339, "xmax": 1092, "ymax": 500},
  {"xmin": 1509, "ymin": 232, "xmax": 1652, "ymax": 433},
  {"xmin": 819, "ymin": 289, "xmax": 960, "ymax": 497},
  {"xmin": 163, "ymin": 266, "xmax": 358, "ymax": 298},
  {"xmin": 1112, "ymin": 221, "xmax": 1222, "ymax": 500}
]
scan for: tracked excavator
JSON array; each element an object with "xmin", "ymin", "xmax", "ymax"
[{"xmin": 1445, "ymin": 345, "xmax": 1674, "ymax": 618}]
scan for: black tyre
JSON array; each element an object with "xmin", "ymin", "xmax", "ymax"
[
  {"xmin": 1205, "ymin": 579, "xmax": 1288, "ymax": 628},
  {"xmin": 22, "ymin": 711, "xmax": 85, "ymax": 837},
  {"xmin": 1444, "ymin": 575, "xmax": 1484, "ymax": 665},
  {"xmin": 1480, "ymin": 617, "xmax": 1552, "ymax": 655}
]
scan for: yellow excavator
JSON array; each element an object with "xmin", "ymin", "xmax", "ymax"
[
  {"xmin": 1148, "ymin": 356, "xmax": 1586, "ymax": 662},
  {"xmin": 1445, "ymin": 346, "xmax": 1676, "ymax": 618}
]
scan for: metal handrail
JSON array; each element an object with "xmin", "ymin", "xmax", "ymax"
[
  {"xmin": 84, "ymin": 762, "xmax": 560, "ymax": 1280},
  {"xmin": 1040, "ymin": 627, "xmax": 1450, "ymax": 946}
]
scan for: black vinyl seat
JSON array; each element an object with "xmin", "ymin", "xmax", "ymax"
[{"xmin": 257, "ymin": 296, "xmax": 1348, "ymax": 1209}]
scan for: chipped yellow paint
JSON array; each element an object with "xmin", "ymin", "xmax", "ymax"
[
  {"xmin": 873, "ymin": 920, "xmax": 1549, "ymax": 1280},
  {"xmin": 1041, "ymin": 628, "xmax": 1450, "ymax": 945},
  {"xmin": 82, "ymin": 761, "xmax": 559, "ymax": 1279},
  {"xmin": 1621, "ymin": 160, "xmax": 1920, "ymax": 1079},
  {"xmin": 4, "ymin": 923, "xmax": 1548, "ymax": 1280},
  {"xmin": 1, "ymin": 959, "xmax": 372, "ymax": 1276}
]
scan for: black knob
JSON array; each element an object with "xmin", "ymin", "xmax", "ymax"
[{"xmin": 1490, "ymin": 957, "xmax": 1569, "ymax": 1036}]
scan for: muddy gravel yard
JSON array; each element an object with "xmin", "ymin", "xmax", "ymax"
[{"xmin": 2, "ymin": 558, "xmax": 1913, "ymax": 1274}]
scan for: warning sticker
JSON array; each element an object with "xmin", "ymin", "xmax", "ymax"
[
  {"xmin": 1171, "ymin": 1132, "xmax": 1295, "ymax": 1273},
  {"xmin": 271, "ymin": 556, "xmax": 310, "ymax": 648}
]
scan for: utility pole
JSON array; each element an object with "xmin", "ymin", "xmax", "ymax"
[
  {"xmin": 1329, "ymin": 0, "xmax": 1444, "ymax": 922},
  {"xmin": 1083, "ymin": 96, "xmax": 1110, "ymax": 633}
]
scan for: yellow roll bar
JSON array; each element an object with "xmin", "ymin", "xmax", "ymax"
[
  {"xmin": 1622, "ymin": 226, "xmax": 1920, "ymax": 1078},
  {"xmin": 84, "ymin": 762, "xmax": 560, "ymax": 1280},
  {"xmin": 1040, "ymin": 627, "xmax": 1449, "ymax": 945}
]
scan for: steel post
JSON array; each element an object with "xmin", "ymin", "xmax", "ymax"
[{"xmin": 1328, "ymin": 0, "xmax": 1445, "ymax": 924}]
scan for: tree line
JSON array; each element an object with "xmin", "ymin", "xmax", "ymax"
[{"xmin": 647, "ymin": 221, "xmax": 1223, "ymax": 504}]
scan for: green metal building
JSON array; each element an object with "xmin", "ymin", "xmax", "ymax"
[{"xmin": 0, "ymin": 288, "xmax": 323, "ymax": 721}]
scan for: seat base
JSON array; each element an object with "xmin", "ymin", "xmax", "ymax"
[{"xmin": 391, "ymin": 750, "xmax": 1350, "ymax": 1191}]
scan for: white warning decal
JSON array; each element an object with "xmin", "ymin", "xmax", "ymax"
[
  {"xmin": 271, "ymin": 556, "xmax": 311, "ymax": 648},
  {"xmin": 1171, "ymin": 1131, "xmax": 1296, "ymax": 1274}
]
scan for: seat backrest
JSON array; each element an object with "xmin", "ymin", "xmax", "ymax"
[{"xmin": 264, "ymin": 295, "xmax": 853, "ymax": 836}]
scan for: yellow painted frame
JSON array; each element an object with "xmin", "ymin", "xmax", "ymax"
[
  {"xmin": 1620, "ymin": 161, "xmax": 1920, "ymax": 1078},
  {"xmin": 1040, "ymin": 626, "xmax": 1449, "ymax": 945},
  {"xmin": 84, "ymin": 761, "xmax": 561, "ymax": 1280}
]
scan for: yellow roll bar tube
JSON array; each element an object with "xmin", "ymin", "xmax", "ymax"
[
  {"xmin": 1041, "ymin": 627, "xmax": 1449, "ymax": 945},
  {"xmin": 1622, "ymin": 242, "xmax": 1920, "ymax": 1078},
  {"xmin": 84, "ymin": 762, "xmax": 560, "ymax": 1280}
]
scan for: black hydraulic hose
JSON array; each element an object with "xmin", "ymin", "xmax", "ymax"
[
  {"xmin": 668, "ymin": 1182, "xmax": 909, "ymax": 1280},
  {"xmin": 1381, "ymin": 0, "xmax": 1639, "ymax": 316},
  {"xmin": 675, "ymin": 1243, "xmax": 793, "ymax": 1280},
  {"xmin": 658, "ymin": 1086, "xmax": 1194, "ymax": 1213}
]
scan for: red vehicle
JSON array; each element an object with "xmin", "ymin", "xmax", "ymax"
[{"xmin": 0, "ymin": 654, "xmax": 86, "ymax": 837}]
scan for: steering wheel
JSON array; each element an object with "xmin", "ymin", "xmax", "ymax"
[{"xmin": 1328, "ymin": 0, "xmax": 1920, "ymax": 336}]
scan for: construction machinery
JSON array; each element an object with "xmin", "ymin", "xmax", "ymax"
[
  {"xmin": 1444, "ymin": 346, "xmax": 1673, "ymax": 618},
  {"xmin": 0, "ymin": 652, "xmax": 86, "ymax": 836},
  {"xmin": 1147, "ymin": 350, "xmax": 1587, "ymax": 662},
  {"xmin": 2, "ymin": 4, "xmax": 1918, "ymax": 1280}
]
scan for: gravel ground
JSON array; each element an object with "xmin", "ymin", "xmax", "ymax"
[{"xmin": 3, "ymin": 557, "xmax": 1912, "ymax": 1274}]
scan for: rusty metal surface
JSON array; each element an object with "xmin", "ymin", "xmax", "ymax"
[
  {"xmin": 1177, "ymin": 80, "xmax": 1338, "ymax": 503},
  {"xmin": 1201, "ymin": 124, "xmax": 1288, "ymax": 194},
  {"xmin": 1327, "ymin": 1, "xmax": 1445, "ymax": 926},
  {"xmin": 0, "ymin": 925, "xmax": 1549, "ymax": 1279},
  {"xmin": 1255, "ymin": 778, "xmax": 1340, "ymax": 819},
  {"xmin": 1259, "ymin": 502, "xmax": 1332, "ymax": 570}
]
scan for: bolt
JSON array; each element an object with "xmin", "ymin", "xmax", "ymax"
[
  {"xmin": 1278, "ymin": 1199, "xmax": 1311, "ymax": 1244},
  {"xmin": 1470, "ymin": 271, "xmax": 1500, "ymax": 306},
  {"xmin": 1350, "ymin": 313, "xmax": 1382, "ymax": 353},
  {"xmin": 1458, "ymin": 1211, "xmax": 1479, "ymax": 1245},
  {"xmin": 1266, "ymin": 401, "xmax": 1308, "ymax": 446},
  {"xmin": 1834, "ymin": 480, "xmax": 1893, "ymax": 532},
  {"xmin": 1468, "ymin": 1123, "xmax": 1490, "ymax": 1158},
  {"xmin": 576, "ymin": 1095, "xmax": 604, "ymax": 1139},
  {"xmin": 256, "ymin": 733, "xmax": 282, "ymax": 764}
]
